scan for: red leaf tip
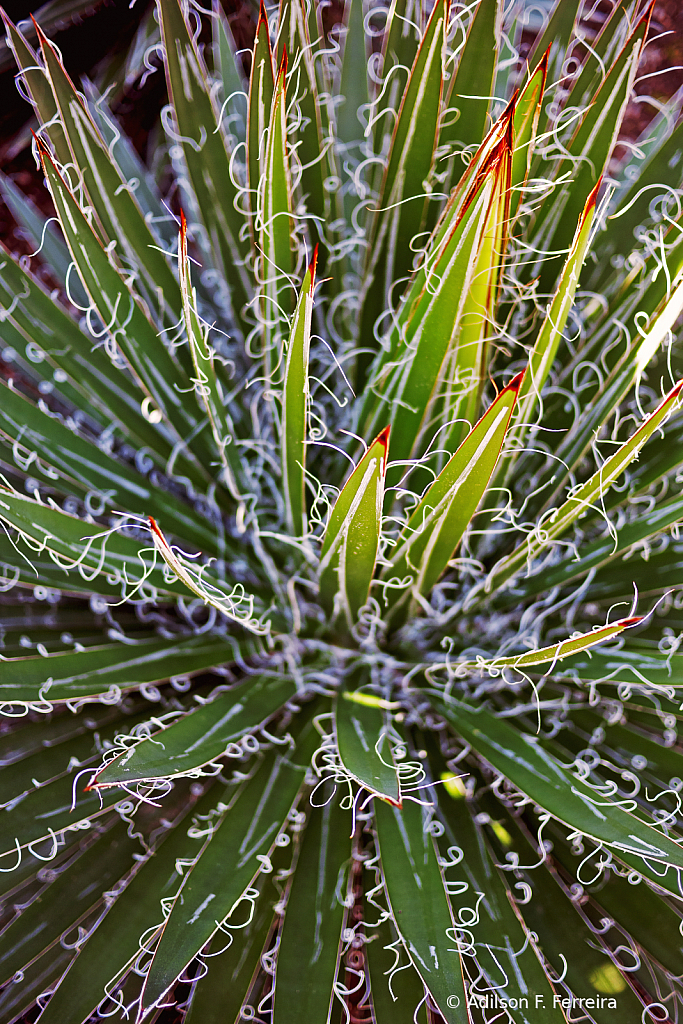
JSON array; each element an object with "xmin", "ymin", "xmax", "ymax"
[{"xmin": 506, "ymin": 370, "xmax": 525, "ymax": 392}]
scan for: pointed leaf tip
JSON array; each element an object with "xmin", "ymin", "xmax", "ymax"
[
  {"xmin": 376, "ymin": 424, "xmax": 390, "ymax": 457},
  {"xmin": 310, "ymin": 243, "xmax": 319, "ymax": 277},
  {"xmin": 506, "ymin": 370, "xmax": 525, "ymax": 392}
]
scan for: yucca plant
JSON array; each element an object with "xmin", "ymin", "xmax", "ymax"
[{"xmin": 1, "ymin": 0, "xmax": 683, "ymax": 1021}]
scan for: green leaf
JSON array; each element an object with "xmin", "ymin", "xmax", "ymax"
[
  {"xmin": 148, "ymin": 517, "xmax": 266, "ymax": 633},
  {"xmin": 374, "ymin": 797, "xmax": 468, "ymax": 1023},
  {"xmin": 184, "ymin": 873, "xmax": 275, "ymax": 1024},
  {"xmin": 509, "ymin": 48, "xmax": 549, "ymax": 219},
  {"xmin": 0, "ymin": 169, "xmax": 86, "ymax": 305},
  {"xmin": 139, "ymin": 715, "xmax": 318, "ymax": 1017},
  {"xmin": 318, "ymin": 426, "xmax": 389, "ymax": 627},
  {"xmin": 272, "ymin": 790, "xmax": 350, "ymax": 1022},
  {"xmin": 0, "ymin": 487, "xmax": 186, "ymax": 602},
  {"xmin": 336, "ymin": 0, "xmax": 370, "ymax": 149},
  {"xmin": 507, "ymin": 489, "xmax": 683, "ymax": 602},
  {"xmin": 36, "ymin": 140, "xmax": 212, "ymax": 478},
  {"xmin": 92, "ymin": 675, "xmax": 299, "ymax": 785},
  {"xmin": 1, "ymin": 11, "xmax": 71, "ymax": 167},
  {"xmin": 335, "ymin": 681, "xmax": 400, "ymax": 805},
  {"xmin": 0, "ymin": 818, "xmax": 140, "ymax": 986},
  {"xmin": 526, "ymin": 0, "xmax": 582, "ymax": 79},
  {"xmin": 259, "ymin": 52, "xmax": 294, "ymax": 380},
  {"xmin": 514, "ymin": 180, "xmax": 599, "ymax": 431},
  {"xmin": 0, "ymin": 377, "xmax": 218, "ymax": 555},
  {"xmin": 440, "ymin": 0, "xmax": 499, "ymax": 158},
  {"xmin": 499, "ymin": 817, "xmax": 648, "ymax": 1024},
  {"xmin": 0, "ymin": 705, "xmax": 156, "ymax": 807},
  {"xmin": 357, "ymin": 0, "xmax": 447, "ymax": 381},
  {"xmin": 383, "ymin": 371, "xmax": 521, "ymax": 621},
  {"xmin": 32, "ymin": 787, "xmax": 217, "ymax": 1024},
  {"xmin": 0, "ymin": 772, "xmax": 122, "ymax": 861},
  {"xmin": 36, "ymin": 23, "xmax": 183, "ymax": 328},
  {"xmin": 0, "ymin": 634, "xmax": 246, "ymax": 705},
  {"xmin": 534, "ymin": 9, "xmax": 651, "ymax": 290},
  {"xmin": 433, "ymin": 696, "xmax": 683, "ymax": 873},
  {"xmin": 548, "ymin": 822, "xmax": 683, "ymax": 981},
  {"xmin": 0, "ymin": 243, "xmax": 196, "ymax": 483},
  {"xmin": 215, "ymin": 7, "xmax": 247, "ymax": 120},
  {"xmin": 486, "ymin": 379, "xmax": 683, "ymax": 593},
  {"xmin": 282, "ymin": 251, "xmax": 316, "ymax": 537},
  {"xmin": 365, "ymin": 121, "xmax": 513, "ymax": 469},
  {"xmin": 364, "ymin": 908, "xmax": 429, "ymax": 1024},
  {"xmin": 541, "ymin": 268, "xmax": 683, "ymax": 504},
  {"xmin": 247, "ymin": 3, "xmax": 275, "ymax": 216},
  {"xmin": 465, "ymin": 616, "xmax": 641, "ymax": 673},
  {"xmin": 436, "ymin": 779, "xmax": 566, "ymax": 1021},
  {"xmin": 369, "ymin": 0, "xmax": 421, "ymax": 161},
  {"xmin": 158, "ymin": 0, "xmax": 251, "ymax": 319},
  {"xmin": 178, "ymin": 211, "xmax": 244, "ymax": 500},
  {"xmin": 553, "ymin": 647, "xmax": 683, "ymax": 688}
]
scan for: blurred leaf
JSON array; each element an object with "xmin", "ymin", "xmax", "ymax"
[{"xmin": 0, "ymin": 634, "xmax": 246, "ymax": 704}]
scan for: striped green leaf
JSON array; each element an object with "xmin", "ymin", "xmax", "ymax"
[
  {"xmin": 357, "ymin": 0, "xmax": 447, "ymax": 383},
  {"xmin": 433, "ymin": 697, "xmax": 683, "ymax": 873},
  {"xmin": 139, "ymin": 715, "xmax": 318, "ymax": 1017},
  {"xmin": 33, "ymin": 788, "xmax": 216, "ymax": 1024},
  {"xmin": 259, "ymin": 53, "xmax": 294, "ymax": 380},
  {"xmin": 383, "ymin": 372, "xmax": 522, "ymax": 621},
  {"xmin": 487, "ymin": 379, "xmax": 683, "ymax": 592},
  {"xmin": 335, "ymin": 682, "xmax": 400, "ymax": 805},
  {"xmin": 248, "ymin": 3, "xmax": 275, "ymax": 217},
  {"xmin": 374, "ymin": 797, "xmax": 468, "ymax": 1024},
  {"xmin": 0, "ymin": 634, "xmax": 246, "ymax": 705},
  {"xmin": 36, "ymin": 22, "xmax": 183, "ymax": 327},
  {"xmin": 364, "ymin": 122, "xmax": 513, "ymax": 469},
  {"xmin": 282, "ymin": 251, "xmax": 317, "ymax": 537},
  {"xmin": 272, "ymin": 792, "xmax": 350, "ymax": 1023},
  {"xmin": 466, "ymin": 616, "xmax": 641, "ymax": 674},
  {"xmin": 318, "ymin": 427, "xmax": 389, "ymax": 627},
  {"xmin": 158, "ymin": 0, "xmax": 251, "ymax": 319},
  {"xmin": 178, "ymin": 211, "xmax": 243, "ymax": 500},
  {"xmin": 92, "ymin": 675, "xmax": 298, "ymax": 785}
]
